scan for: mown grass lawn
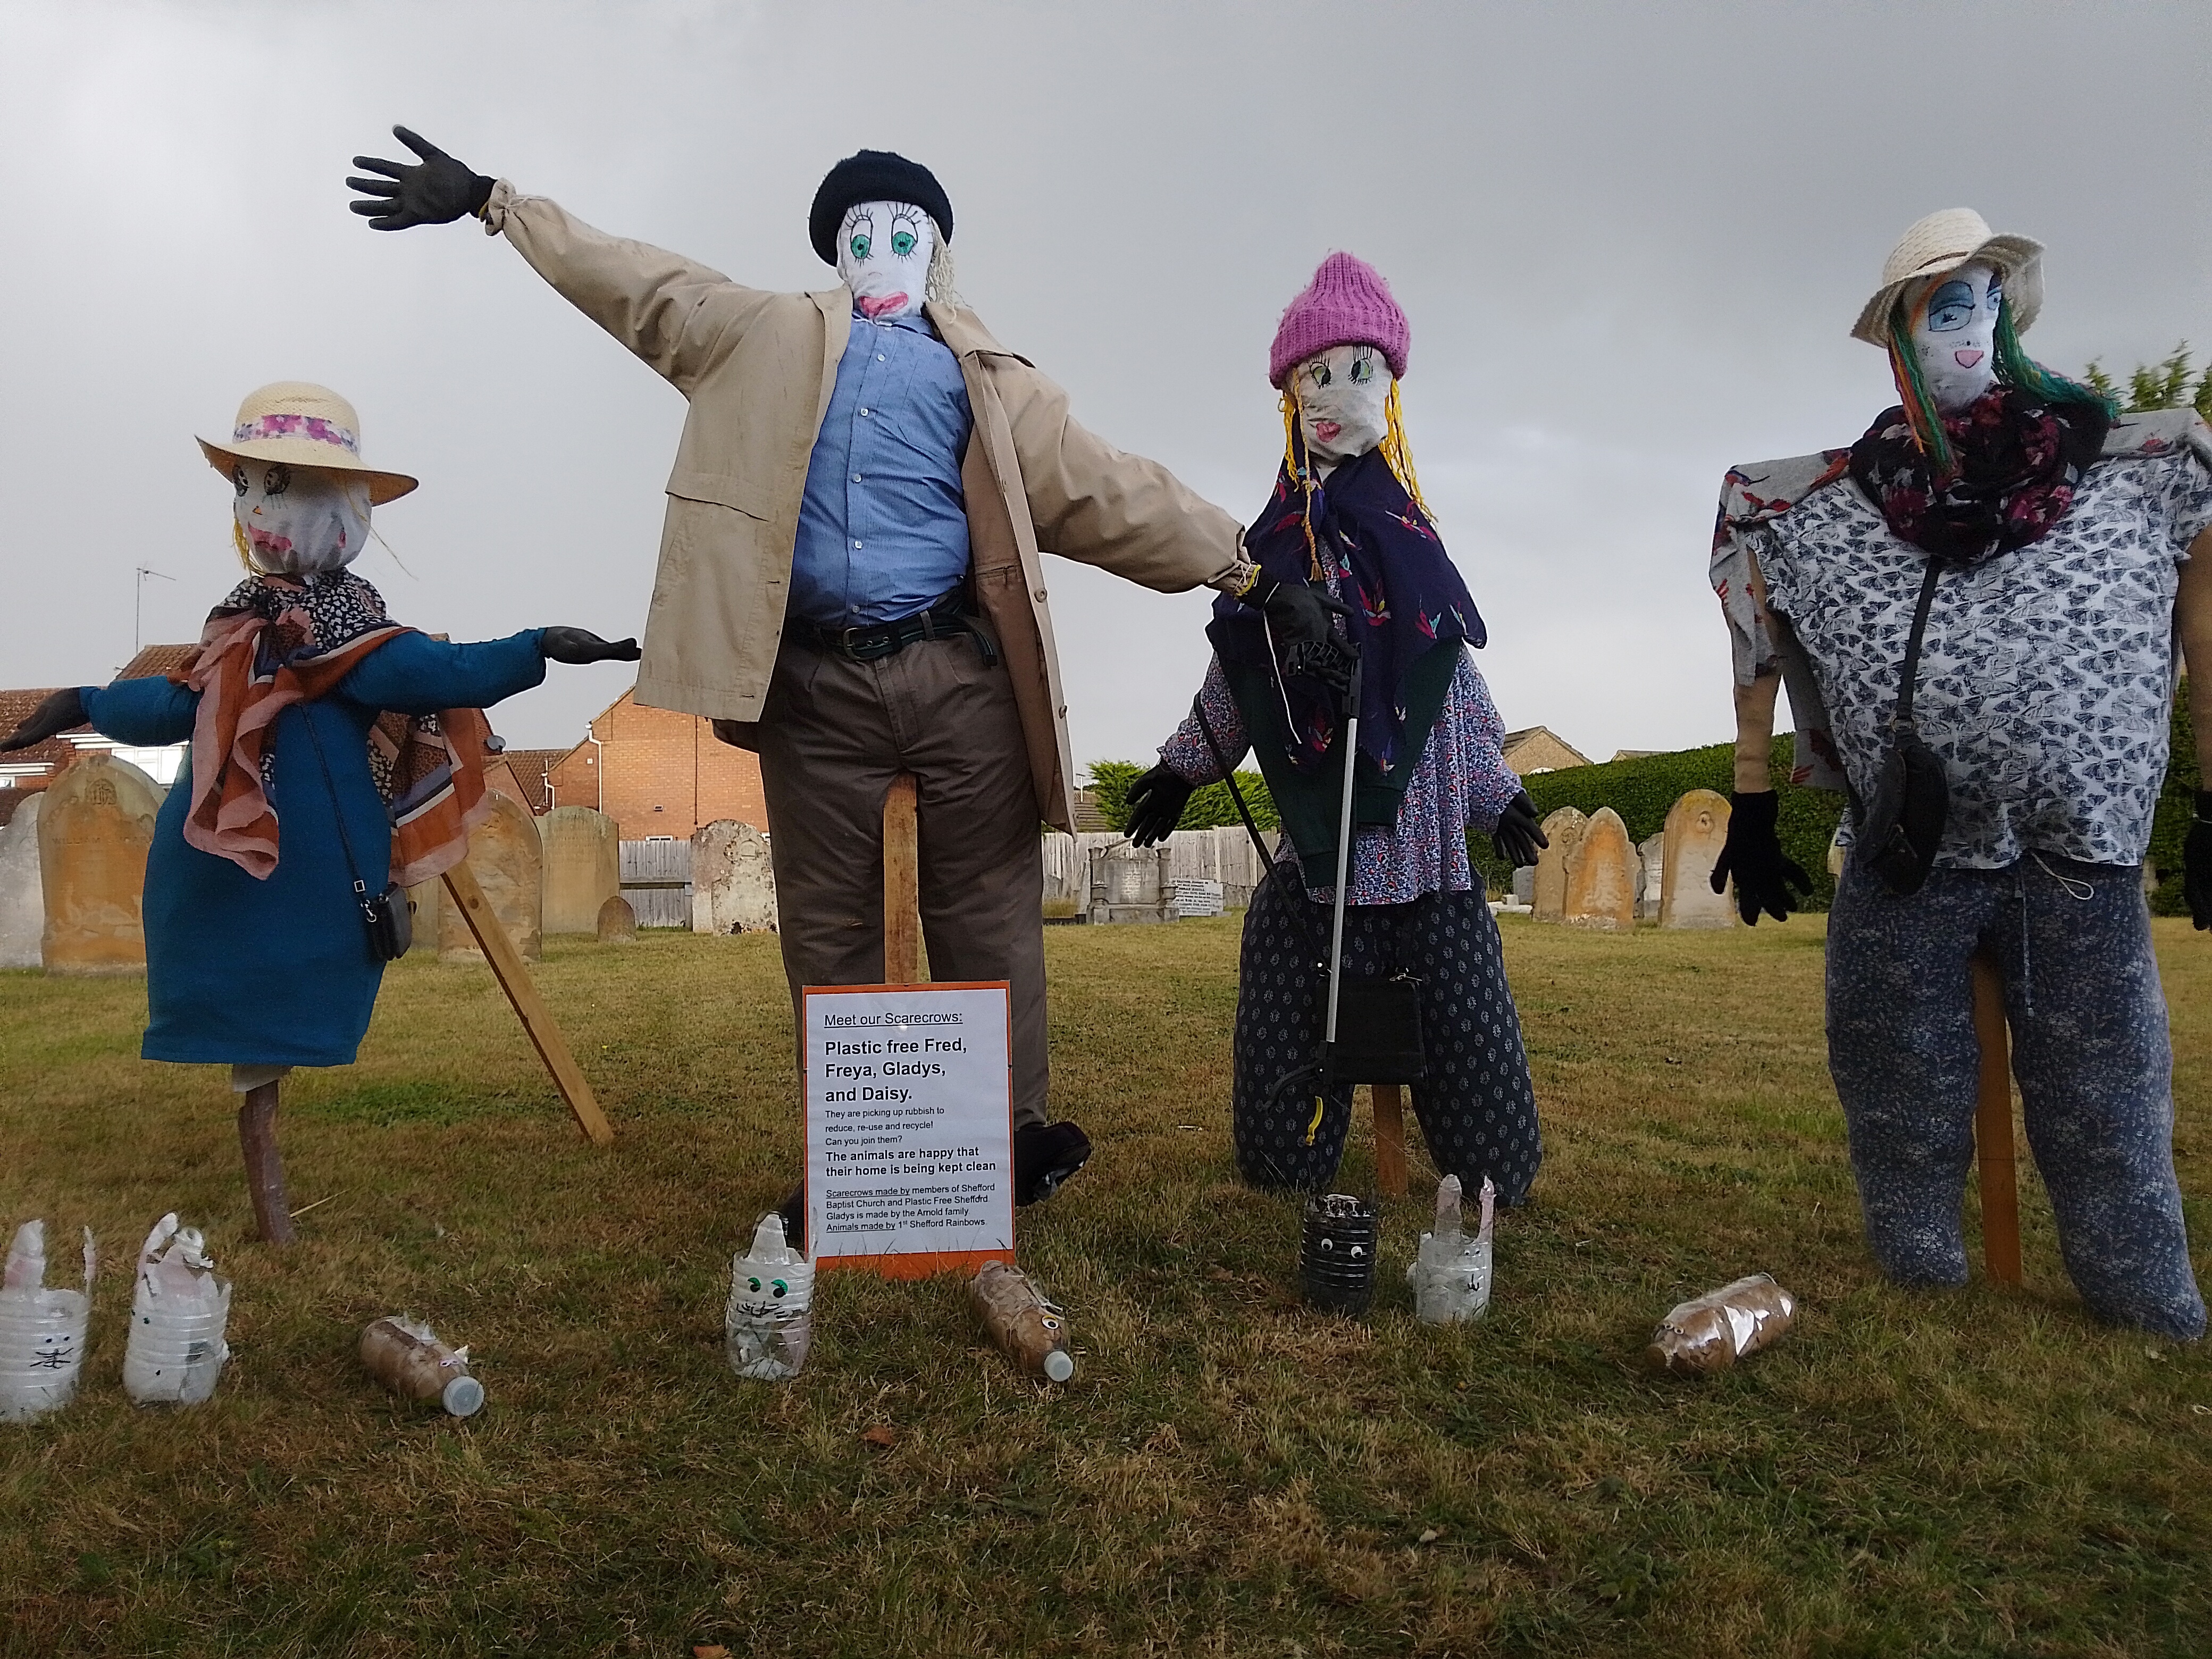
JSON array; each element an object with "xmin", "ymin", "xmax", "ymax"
[{"xmin": 2, "ymin": 914, "xmax": 2209, "ymax": 1657}]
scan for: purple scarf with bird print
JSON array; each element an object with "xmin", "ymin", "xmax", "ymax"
[{"xmin": 1213, "ymin": 444, "xmax": 1484, "ymax": 779}]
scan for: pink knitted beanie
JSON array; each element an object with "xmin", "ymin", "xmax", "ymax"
[{"xmin": 1268, "ymin": 252, "xmax": 1410, "ymax": 388}]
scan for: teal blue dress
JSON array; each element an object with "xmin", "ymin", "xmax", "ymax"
[{"xmin": 80, "ymin": 631, "xmax": 547, "ymax": 1068}]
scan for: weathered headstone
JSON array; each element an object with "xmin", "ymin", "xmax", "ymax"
[
  {"xmin": 540, "ymin": 806, "xmax": 620, "ymax": 935},
  {"xmin": 439, "ymin": 792, "xmax": 542, "ymax": 963},
  {"xmin": 0, "ymin": 793, "xmax": 46, "ymax": 969},
  {"xmin": 596, "ymin": 893, "xmax": 638, "ymax": 942},
  {"xmin": 1828, "ymin": 827, "xmax": 1848, "ymax": 879},
  {"xmin": 692, "ymin": 820, "xmax": 778, "ymax": 934},
  {"xmin": 1659, "ymin": 789, "xmax": 1737, "ymax": 930},
  {"xmin": 1530, "ymin": 807, "xmax": 1587, "ymax": 923},
  {"xmin": 405, "ymin": 871, "xmax": 441, "ymax": 953},
  {"xmin": 38, "ymin": 756, "xmax": 161, "ymax": 976},
  {"xmin": 1636, "ymin": 832, "xmax": 1665, "ymax": 922},
  {"xmin": 1562, "ymin": 807, "xmax": 1637, "ymax": 933},
  {"xmin": 1511, "ymin": 862, "xmax": 1535, "ymax": 908}
]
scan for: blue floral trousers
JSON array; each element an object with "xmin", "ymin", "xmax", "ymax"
[{"xmin": 1827, "ymin": 852, "xmax": 2205, "ymax": 1339}]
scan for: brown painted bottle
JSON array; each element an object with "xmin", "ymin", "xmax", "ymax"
[{"xmin": 969, "ymin": 1261, "xmax": 1075, "ymax": 1382}]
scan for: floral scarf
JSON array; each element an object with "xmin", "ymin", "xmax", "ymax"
[
  {"xmin": 1848, "ymin": 387, "xmax": 2108, "ymax": 565},
  {"xmin": 1212, "ymin": 445, "xmax": 1483, "ymax": 777},
  {"xmin": 170, "ymin": 571, "xmax": 495, "ymax": 884}
]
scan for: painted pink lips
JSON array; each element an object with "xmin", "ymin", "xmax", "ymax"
[
  {"xmin": 1311, "ymin": 420, "xmax": 1343, "ymax": 443},
  {"xmin": 857, "ymin": 293, "xmax": 908, "ymax": 319},
  {"xmin": 1954, "ymin": 348, "xmax": 1985, "ymax": 368},
  {"xmin": 247, "ymin": 526, "xmax": 293, "ymax": 556}
]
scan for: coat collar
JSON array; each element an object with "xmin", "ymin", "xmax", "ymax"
[{"xmin": 806, "ymin": 287, "xmax": 1036, "ymax": 368}]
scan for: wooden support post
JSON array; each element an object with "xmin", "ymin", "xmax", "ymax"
[
  {"xmin": 442, "ymin": 858, "xmax": 614, "ymax": 1146},
  {"xmin": 884, "ymin": 772, "xmax": 923, "ymax": 985},
  {"xmin": 1970, "ymin": 952, "xmax": 2021, "ymax": 1286},
  {"xmin": 237, "ymin": 1080, "xmax": 298, "ymax": 1245},
  {"xmin": 1371, "ymin": 1084, "xmax": 1408, "ymax": 1199}
]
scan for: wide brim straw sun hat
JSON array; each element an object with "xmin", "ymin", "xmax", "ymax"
[
  {"xmin": 1849, "ymin": 208, "xmax": 2046, "ymax": 346},
  {"xmin": 195, "ymin": 381, "xmax": 418, "ymax": 505}
]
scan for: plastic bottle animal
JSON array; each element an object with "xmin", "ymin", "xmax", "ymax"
[{"xmin": 725, "ymin": 1211, "xmax": 814, "ymax": 1381}]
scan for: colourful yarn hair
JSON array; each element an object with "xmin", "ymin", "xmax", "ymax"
[
  {"xmin": 1887, "ymin": 287, "xmax": 2117, "ymax": 483},
  {"xmin": 1277, "ymin": 380, "xmax": 1435, "ymax": 580}
]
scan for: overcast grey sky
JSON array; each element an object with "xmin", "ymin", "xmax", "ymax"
[{"xmin": 4, "ymin": 1, "xmax": 2208, "ymax": 768}]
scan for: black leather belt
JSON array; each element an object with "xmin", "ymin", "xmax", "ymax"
[{"xmin": 794, "ymin": 591, "xmax": 998, "ymax": 666}]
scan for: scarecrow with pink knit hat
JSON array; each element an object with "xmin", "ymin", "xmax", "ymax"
[{"xmin": 1127, "ymin": 254, "xmax": 1547, "ymax": 1197}]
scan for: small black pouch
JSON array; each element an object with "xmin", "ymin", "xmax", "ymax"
[
  {"xmin": 1854, "ymin": 555, "xmax": 1950, "ymax": 896},
  {"xmin": 1327, "ymin": 973, "xmax": 1426, "ymax": 1085}
]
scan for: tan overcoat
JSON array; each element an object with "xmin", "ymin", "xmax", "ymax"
[{"xmin": 481, "ymin": 184, "xmax": 1247, "ymax": 832}]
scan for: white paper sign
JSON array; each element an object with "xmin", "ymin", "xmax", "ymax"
[{"xmin": 803, "ymin": 982, "xmax": 1014, "ymax": 1276}]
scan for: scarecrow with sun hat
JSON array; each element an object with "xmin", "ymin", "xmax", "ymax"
[
  {"xmin": 1707, "ymin": 208, "xmax": 2212, "ymax": 1338},
  {"xmin": 1, "ymin": 381, "xmax": 640, "ymax": 1244},
  {"xmin": 341, "ymin": 127, "xmax": 1352, "ymax": 1234},
  {"xmin": 1127, "ymin": 253, "xmax": 1549, "ymax": 1200}
]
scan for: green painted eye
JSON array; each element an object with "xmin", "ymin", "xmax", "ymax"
[
  {"xmin": 891, "ymin": 230, "xmax": 916, "ymax": 257},
  {"xmin": 771, "ymin": 1279, "xmax": 789, "ymax": 1298},
  {"xmin": 1310, "ymin": 362, "xmax": 1332, "ymax": 388},
  {"xmin": 747, "ymin": 1277, "xmax": 761, "ymax": 1292},
  {"xmin": 849, "ymin": 233, "xmax": 871, "ymax": 261},
  {"xmin": 1350, "ymin": 355, "xmax": 1375, "ymax": 383}
]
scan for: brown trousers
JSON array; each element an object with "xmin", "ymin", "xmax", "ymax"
[{"xmin": 729, "ymin": 633, "xmax": 1050, "ymax": 1129}]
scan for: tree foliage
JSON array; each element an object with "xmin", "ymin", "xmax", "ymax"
[
  {"xmin": 2082, "ymin": 344, "xmax": 2212, "ymax": 421},
  {"xmin": 1085, "ymin": 760, "xmax": 1279, "ymax": 834}
]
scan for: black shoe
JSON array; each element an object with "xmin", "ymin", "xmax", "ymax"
[
  {"xmin": 777, "ymin": 1182, "xmax": 805, "ymax": 1253},
  {"xmin": 1014, "ymin": 1121, "xmax": 1093, "ymax": 1205}
]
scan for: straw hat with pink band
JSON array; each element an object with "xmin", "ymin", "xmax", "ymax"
[
  {"xmin": 1849, "ymin": 207, "xmax": 2044, "ymax": 346},
  {"xmin": 197, "ymin": 381, "xmax": 418, "ymax": 505}
]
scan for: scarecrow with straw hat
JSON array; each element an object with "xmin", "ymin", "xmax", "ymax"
[
  {"xmin": 1, "ymin": 382, "xmax": 640, "ymax": 1244},
  {"xmin": 340, "ymin": 128, "xmax": 1334, "ymax": 1231},
  {"xmin": 1127, "ymin": 253, "xmax": 1548, "ymax": 1199},
  {"xmin": 1708, "ymin": 208, "xmax": 2212, "ymax": 1338}
]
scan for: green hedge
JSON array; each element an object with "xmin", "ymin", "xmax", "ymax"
[
  {"xmin": 2148, "ymin": 683, "xmax": 2198, "ymax": 916},
  {"xmin": 1086, "ymin": 759, "xmax": 1279, "ymax": 834},
  {"xmin": 1469, "ymin": 739, "xmax": 1846, "ymax": 909}
]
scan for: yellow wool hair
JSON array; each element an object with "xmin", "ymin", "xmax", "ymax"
[
  {"xmin": 1278, "ymin": 388, "xmax": 1323, "ymax": 580},
  {"xmin": 1380, "ymin": 381, "xmax": 1431, "ymax": 521},
  {"xmin": 231, "ymin": 517, "xmax": 257, "ymax": 572}
]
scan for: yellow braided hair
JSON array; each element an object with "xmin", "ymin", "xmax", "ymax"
[
  {"xmin": 1278, "ymin": 387, "xmax": 1322, "ymax": 580},
  {"xmin": 231, "ymin": 517, "xmax": 257, "ymax": 573},
  {"xmin": 1380, "ymin": 381, "xmax": 1431, "ymax": 520}
]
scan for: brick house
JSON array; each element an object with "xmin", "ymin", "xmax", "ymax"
[
  {"xmin": 0, "ymin": 645, "xmax": 197, "ymax": 801},
  {"xmin": 545, "ymin": 687, "xmax": 769, "ymax": 840},
  {"xmin": 1501, "ymin": 726, "xmax": 1593, "ymax": 775}
]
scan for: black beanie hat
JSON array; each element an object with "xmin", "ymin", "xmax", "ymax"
[{"xmin": 808, "ymin": 150, "xmax": 953, "ymax": 266}]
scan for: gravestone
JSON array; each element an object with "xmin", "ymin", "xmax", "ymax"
[
  {"xmin": 1088, "ymin": 841, "xmax": 1175, "ymax": 924},
  {"xmin": 0, "ymin": 793, "xmax": 45, "ymax": 969},
  {"xmin": 405, "ymin": 872, "xmax": 441, "ymax": 953},
  {"xmin": 692, "ymin": 820, "xmax": 778, "ymax": 934},
  {"xmin": 1511, "ymin": 864, "xmax": 1535, "ymax": 908},
  {"xmin": 540, "ymin": 806, "xmax": 621, "ymax": 935},
  {"xmin": 439, "ymin": 792, "xmax": 542, "ymax": 963},
  {"xmin": 39, "ymin": 756, "xmax": 161, "ymax": 976},
  {"xmin": 1530, "ymin": 807, "xmax": 1587, "ymax": 923},
  {"xmin": 1828, "ymin": 827, "xmax": 1848, "ymax": 879},
  {"xmin": 1636, "ymin": 833, "xmax": 1665, "ymax": 921},
  {"xmin": 596, "ymin": 894, "xmax": 638, "ymax": 942},
  {"xmin": 1659, "ymin": 789, "xmax": 1737, "ymax": 930},
  {"xmin": 1562, "ymin": 807, "xmax": 1637, "ymax": 933}
]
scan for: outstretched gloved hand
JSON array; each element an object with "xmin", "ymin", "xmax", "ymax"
[
  {"xmin": 1710, "ymin": 789, "xmax": 1812, "ymax": 925},
  {"xmin": 0, "ymin": 688, "xmax": 86, "ymax": 753},
  {"xmin": 2186, "ymin": 789, "xmax": 2212, "ymax": 931},
  {"xmin": 539, "ymin": 629, "xmax": 642, "ymax": 666},
  {"xmin": 347, "ymin": 127, "xmax": 495, "ymax": 230},
  {"xmin": 1125, "ymin": 764, "xmax": 1195, "ymax": 847},
  {"xmin": 1250, "ymin": 574, "xmax": 1355, "ymax": 693},
  {"xmin": 1489, "ymin": 790, "xmax": 1548, "ymax": 868}
]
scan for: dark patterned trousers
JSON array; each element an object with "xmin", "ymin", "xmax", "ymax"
[
  {"xmin": 1828, "ymin": 852, "xmax": 2205, "ymax": 1339},
  {"xmin": 1232, "ymin": 866, "xmax": 1542, "ymax": 1200}
]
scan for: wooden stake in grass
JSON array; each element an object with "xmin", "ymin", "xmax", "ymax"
[
  {"xmin": 1971, "ymin": 951, "xmax": 2021, "ymax": 1286},
  {"xmin": 1371, "ymin": 1084, "xmax": 1408, "ymax": 1199},
  {"xmin": 883, "ymin": 773, "xmax": 924, "ymax": 986},
  {"xmin": 441, "ymin": 858, "xmax": 614, "ymax": 1146}
]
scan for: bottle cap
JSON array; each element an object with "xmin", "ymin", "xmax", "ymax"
[
  {"xmin": 1043, "ymin": 1349, "xmax": 1075, "ymax": 1384},
  {"xmin": 441, "ymin": 1375, "xmax": 485, "ymax": 1418}
]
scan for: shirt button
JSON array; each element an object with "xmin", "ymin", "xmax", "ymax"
[
  {"xmin": 854, "ymin": 540, "xmax": 864, "ymax": 549},
  {"xmin": 877, "ymin": 354, "xmax": 885, "ymax": 362},
  {"xmin": 859, "ymin": 407, "xmax": 870, "ymax": 416},
  {"xmin": 852, "ymin": 473, "xmax": 862, "ymax": 482}
]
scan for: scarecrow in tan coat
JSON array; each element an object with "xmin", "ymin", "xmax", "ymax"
[{"xmin": 345, "ymin": 130, "xmax": 1338, "ymax": 1230}]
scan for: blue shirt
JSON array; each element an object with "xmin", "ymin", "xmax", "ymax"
[{"xmin": 791, "ymin": 309, "xmax": 975, "ymax": 626}]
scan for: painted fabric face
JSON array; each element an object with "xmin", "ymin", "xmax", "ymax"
[
  {"xmin": 1907, "ymin": 260, "xmax": 2002, "ymax": 414},
  {"xmin": 232, "ymin": 461, "xmax": 370, "ymax": 575},
  {"xmin": 1293, "ymin": 344, "xmax": 1390, "ymax": 466},
  {"xmin": 836, "ymin": 199, "xmax": 934, "ymax": 321}
]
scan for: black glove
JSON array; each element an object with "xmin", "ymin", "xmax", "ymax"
[
  {"xmin": 1250, "ymin": 573, "xmax": 1355, "ymax": 693},
  {"xmin": 1710, "ymin": 789, "xmax": 1812, "ymax": 925},
  {"xmin": 1, "ymin": 688, "xmax": 86, "ymax": 753},
  {"xmin": 2186, "ymin": 789, "xmax": 2212, "ymax": 932},
  {"xmin": 1125, "ymin": 764, "xmax": 1194, "ymax": 847},
  {"xmin": 1490, "ymin": 790, "xmax": 1549, "ymax": 868},
  {"xmin": 539, "ymin": 628, "xmax": 642, "ymax": 665},
  {"xmin": 347, "ymin": 126, "xmax": 495, "ymax": 230}
]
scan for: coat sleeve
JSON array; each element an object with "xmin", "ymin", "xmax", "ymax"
[
  {"xmin": 79, "ymin": 677, "xmax": 198, "ymax": 746},
  {"xmin": 337, "ymin": 632, "xmax": 548, "ymax": 716},
  {"xmin": 484, "ymin": 185, "xmax": 773, "ymax": 395},
  {"xmin": 991, "ymin": 358, "xmax": 1245, "ymax": 592}
]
